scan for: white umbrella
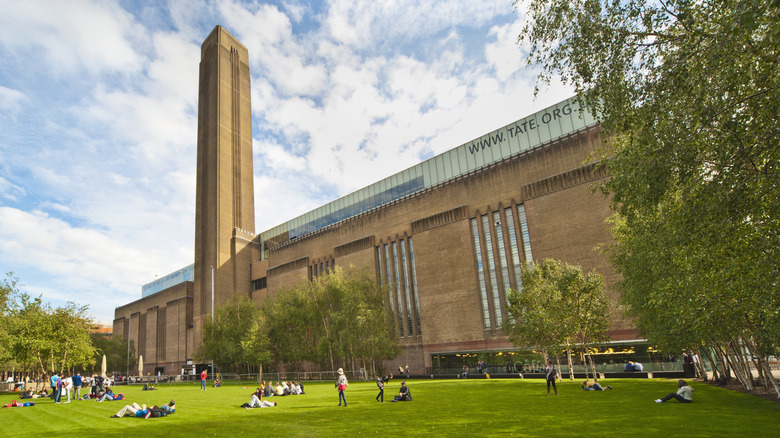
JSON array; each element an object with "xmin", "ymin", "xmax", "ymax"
[
  {"xmin": 138, "ymin": 355, "xmax": 143, "ymax": 378},
  {"xmin": 101, "ymin": 355, "xmax": 107, "ymax": 378}
]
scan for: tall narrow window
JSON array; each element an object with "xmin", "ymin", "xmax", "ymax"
[
  {"xmin": 384, "ymin": 243, "xmax": 396, "ymax": 334},
  {"xmin": 493, "ymin": 210, "xmax": 511, "ymax": 296},
  {"xmin": 518, "ymin": 204, "xmax": 533, "ymax": 263},
  {"xmin": 408, "ymin": 237, "xmax": 422, "ymax": 334},
  {"xmin": 377, "ymin": 246, "xmax": 384, "ymax": 286},
  {"xmin": 482, "ymin": 214, "xmax": 502, "ymax": 326},
  {"xmin": 400, "ymin": 239, "xmax": 413, "ymax": 335},
  {"xmin": 392, "ymin": 241, "xmax": 405, "ymax": 337},
  {"xmin": 505, "ymin": 207, "xmax": 524, "ymax": 289},
  {"xmin": 471, "ymin": 218, "xmax": 491, "ymax": 328}
]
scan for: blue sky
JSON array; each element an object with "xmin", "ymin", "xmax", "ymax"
[{"xmin": 0, "ymin": 0, "xmax": 574, "ymax": 324}]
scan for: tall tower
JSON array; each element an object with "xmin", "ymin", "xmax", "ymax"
[{"xmin": 193, "ymin": 26, "xmax": 257, "ymax": 349}]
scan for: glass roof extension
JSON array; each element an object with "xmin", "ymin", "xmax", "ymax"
[{"xmin": 259, "ymin": 95, "xmax": 597, "ymax": 248}]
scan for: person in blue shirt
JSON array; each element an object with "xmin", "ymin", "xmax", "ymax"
[{"xmin": 73, "ymin": 373, "xmax": 82, "ymax": 400}]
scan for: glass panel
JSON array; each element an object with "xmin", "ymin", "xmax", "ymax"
[
  {"xmin": 409, "ymin": 237, "xmax": 422, "ymax": 334},
  {"xmin": 482, "ymin": 214, "xmax": 502, "ymax": 326},
  {"xmin": 392, "ymin": 241, "xmax": 405, "ymax": 337},
  {"xmin": 504, "ymin": 207, "xmax": 523, "ymax": 289},
  {"xmin": 518, "ymin": 204, "xmax": 533, "ymax": 263},
  {"xmin": 400, "ymin": 239, "xmax": 413, "ymax": 335},
  {"xmin": 471, "ymin": 218, "xmax": 491, "ymax": 328}
]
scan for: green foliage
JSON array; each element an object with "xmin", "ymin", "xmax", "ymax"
[
  {"xmin": 504, "ymin": 259, "xmax": 611, "ymax": 360},
  {"xmin": 263, "ymin": 265, "xmax": 400, "ymax": 374},
  {"xmin": 1, "ymin": 272, "xmax": 97, "ymax": 374},
  {"xmin": 91, "ymin": 334, "xmax": 134, "ymax": 375},
  {"xmin": 516, "ymin": 0, "xmax": 780, "ymax": 366},
  {"xmin": 200, "ymin": 292, "xmax": 267, "ymax": 373}
]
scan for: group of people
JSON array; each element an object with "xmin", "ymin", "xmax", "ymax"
[
  {"xmin": 260, "ymin": 380, "xmax": 305, "ymax": 397},
  {"xmin": 625, "ymin": 361, "xmax": 644, "ymax": 372},
  {"xmin": 241, "ymin": 379, "xmax": 306, "ymax": 409}
]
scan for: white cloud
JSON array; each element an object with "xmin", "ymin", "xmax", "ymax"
[
  {"xmin": 0, "ymin": 86, "xmax": 27, "ymax": 116},
  {"xmin": 0, "ymin": 0, "xmax": 145, "ymax": 75}
]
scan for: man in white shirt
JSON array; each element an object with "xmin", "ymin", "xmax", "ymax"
[{"xmin": 63, "ymin": 374, "xmax": 74, "ymax": 403}]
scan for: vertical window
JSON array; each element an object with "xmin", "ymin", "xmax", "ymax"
[
  {"xmin": 505, "ymin": 207, "xmax": 523, "ymax": 289},
  {"xmin": 518, "ymin": 204, "xmax": 533, "ymax": 263},
  {"xmin": 384, "ymin": 244, "xmax": 394, "ymax": 310},
  {"xmin": 392, "ymin": 241, "xmax": 405, "ymax": 337},
  {"xmin": 400, "ymin": 239, "xmax": 414, "ymax": 336},
  {"xmin": 482, "ymin": 214, "xmax": 502, "ymax": 326},
  {"xmin": 493, "ymin": 210, "xmax": 511, "ymax": 296},
  {"xmin": 471, "ymin": 218, "xmax": 491, "ymax": 328},
  {"xmin": 376, "ymin": 246, "xmax": 384, "ymax": 286},
  {"xmin": 408, "ymin": 237, "xmax": 422, "ymax": 334}
]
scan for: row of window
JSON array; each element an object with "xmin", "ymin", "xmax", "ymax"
[
  {"xmin": 471, "ymin": 204, "xmax": 533, "ymax": 329},
  {"xmin": 377, "ymin": 237, "xmax": 422, "ymax": 337}
]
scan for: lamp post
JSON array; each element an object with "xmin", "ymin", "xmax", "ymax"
[{"xmin": 210, "ymin": 265, "xmax": 214, "ymax": 377}]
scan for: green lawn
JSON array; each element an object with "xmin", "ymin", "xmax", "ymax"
[{"xmin": 1, "ymin": 378, "xmax": 777, "ymax": 437}]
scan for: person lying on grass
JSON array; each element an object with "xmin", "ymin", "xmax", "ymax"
[
  {"xmin": 655, "ymin": 379, "xmax": 694, "ymax": 403},
  {"xmin": 111, "ymin": 403, "xmax": 150, "ymax": 418},
  {"xmin": 111, "ymin": 402, "xmax": 175, "ymax": 418},
  {"xmin": 581, "ymin": 379, "xmax": 613, "ymax": 391},
  {"xmin": 241, "ymin": 387, "xmax": 277, "ymax": 408}
]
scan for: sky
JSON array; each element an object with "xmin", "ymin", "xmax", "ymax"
[{"xmin": 0, "ymin": 0, "xmax": 574, "ymax": 325}]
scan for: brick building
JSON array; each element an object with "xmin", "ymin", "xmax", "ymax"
[{"xmin": 114, "ymin": 26, "xmax": 636, "ymax": 376}]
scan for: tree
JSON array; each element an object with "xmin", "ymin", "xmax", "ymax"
[
  {"xmin": 200, "ymin": 292, "xmax": 266, "ymax": 374},
  {"xmin": 504, "ymin": 259, "xmax": 610, "ymax": 379},
  {"xmin": 516, "ymin": 0, "xmax": 780, "ymax": 394},
  {"xmin": 91, "ymin": 333, "xmax": 134, "ymax": 375},
  {"xmin": 264, "ymin": 265, "xmax": 399, "ymax": 375},
  {"xmin": 240, "ymin": 314, "xmax": 271, "ymax": 382},
  {"xmin": 1, "ymin": 274, "xmax": 97, "ymax": 376},
  {"xmin": 0, "ymin": 273, "xmax": 20, "ymax": 367}
]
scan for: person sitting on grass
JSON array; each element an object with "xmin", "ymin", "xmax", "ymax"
[
  {"xmin": 213, "ymin": 378, "xmax": 221, "ymax": 388},
  {"xmin": 655, "ymin": 379, "xmax": 694, "ymax": 403},
  {"xmin": 263, "ymin": 381, "xmax": 274, "ymax": 397},
  {"xmin": 142, "ymin": 383, "xmax": 157, "ymax": 391},
  {"xmin": 581, "ymin": 379, "xmax": 612, "ymax": 391},
  {"xmin": 389, "ymin": 381, "xmax": 412, "ymax": 402},
  {"xmin": 242, "ymin": 387, "xmax": 277, "ymax": 408},
  {"xmin": 275, "ymin": 381, "xmax": 285, "ymax": 396}
]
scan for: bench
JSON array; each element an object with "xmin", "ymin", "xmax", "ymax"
[
  {"xmin": 602, "ymin": 372, "xmax": 650, "ymax": 379},
  {"xmin": 650, "ymin": 371, "xmax": 686, "ymax": 379}
]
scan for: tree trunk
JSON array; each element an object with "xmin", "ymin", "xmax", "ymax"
[
  {"xmin": 566, "ymin": 349, "xmax": 574, "ymax": 380},
  {"xmin": 258, "ymin": 363, "xmax": 263, "ymax": 384},
  {"xmin": 581, "ymin": 350, "xmax": 589, "ymax": 381},
  {"xmin": 588, "ymin": 352, "xmax": 598, "ymax": 380}
]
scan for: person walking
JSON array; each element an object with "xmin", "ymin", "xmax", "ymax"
[
  {"xmin": 545, "ymin": 359, "xmax": 559, "ymax": 396},
  {"xmin": 336, "ymin": 368, "xmax": 348, "ymax": 407}
]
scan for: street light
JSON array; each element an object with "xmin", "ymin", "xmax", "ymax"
[{"xmin": 210, "ymin": 265, "xmax": 214, "ymax": 378}]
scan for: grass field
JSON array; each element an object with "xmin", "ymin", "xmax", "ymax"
[{"xmin": 1, "ymin": 378, "xmax": 778, "ymax": 437}]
